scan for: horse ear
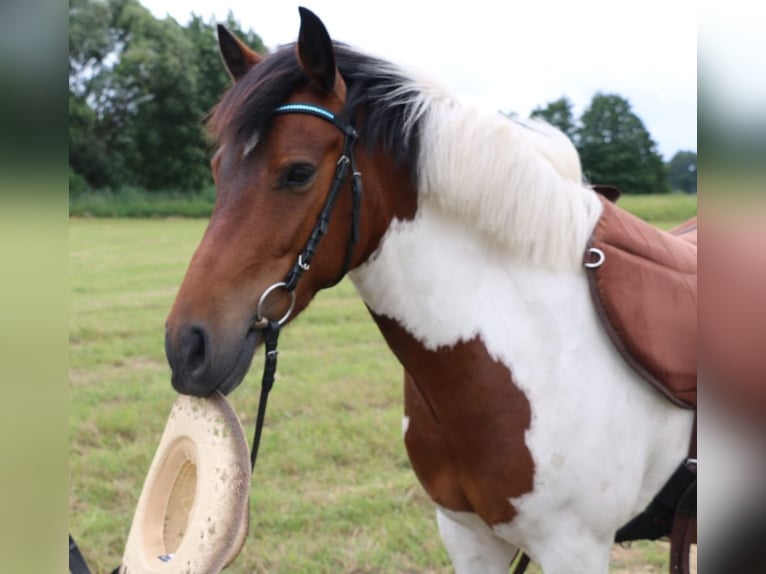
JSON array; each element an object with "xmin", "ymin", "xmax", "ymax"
[
  {"xmin": 217, "ymin": 25, "xmax": 263, "ymax": 81},
  {"xmin": 296, "ymin": 7, "xmax": 336, "ymax": 92}
]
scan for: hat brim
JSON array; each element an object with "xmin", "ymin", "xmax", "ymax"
[{"xmin": 119, "ymin": 392, "xmax": 251, "ymax": 573}]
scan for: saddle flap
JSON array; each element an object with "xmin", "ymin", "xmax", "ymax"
[{"xmin": 586, "ymin": 198, "xmax": 697, "ymax": 408}]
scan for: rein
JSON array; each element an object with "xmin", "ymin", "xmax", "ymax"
[{"xmin": 248, "ymin": 102, "xmax": 363, "ymax": 473}]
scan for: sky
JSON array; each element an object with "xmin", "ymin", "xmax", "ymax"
[{"xmin": 140, "ymin": 0, "xmax": 698, "ymax": 160}]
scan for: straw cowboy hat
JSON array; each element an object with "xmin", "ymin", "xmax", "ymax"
[{"xmin": 117, "ymin": 393, "xmax": 251, "ymax": 573}]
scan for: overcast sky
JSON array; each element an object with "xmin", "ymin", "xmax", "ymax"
[{"xmin": 141, "ymin": 0, "xmax": 697, "ymax": 160}]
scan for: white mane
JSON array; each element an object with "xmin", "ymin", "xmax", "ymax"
[
  {"xmin": 372, "ymin": 64, "xmax": 603, "ymax": 270},
  {"xmin": 505, "ymin": 116, "xmax": 584, "ymax": 184}
]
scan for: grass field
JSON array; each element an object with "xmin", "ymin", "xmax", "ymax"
[
  {"xmin": 69, "ymin": 195, "xmax": 696, "ymax": 573},
  {"xmin": 68, "ymin": 186, "xmax": 698, "ymax": 224}
]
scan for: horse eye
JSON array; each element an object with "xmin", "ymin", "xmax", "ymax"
[{"xmin": 281, "ymin": 163, "xmax": 316, "ymax": 188}]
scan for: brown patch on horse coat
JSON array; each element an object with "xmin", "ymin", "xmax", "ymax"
[{"xmin": 372, "ymin": 313, "xmax": 534, "ymax": 526}]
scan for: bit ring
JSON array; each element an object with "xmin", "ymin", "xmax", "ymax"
[{"xmin": 254, "ymin": 282, "xmax": 296, "ymax": 328}]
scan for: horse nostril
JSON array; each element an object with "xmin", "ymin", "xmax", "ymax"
[{"xmin": 180, "ymin": 326, "xmax": 209, "ymax": 375}]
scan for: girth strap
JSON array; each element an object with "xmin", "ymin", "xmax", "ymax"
[{"xmin": 670, "ymin": 414, "xmax": 696, "ymax": 574}]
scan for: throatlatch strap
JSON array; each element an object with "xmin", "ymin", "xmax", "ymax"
[{"xmin": 338, "ymin": 153, "xmax": 363, "ymax": 283}]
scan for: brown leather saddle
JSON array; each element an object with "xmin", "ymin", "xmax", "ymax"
[{"xmin": 584, "ymin": 193, "xmax": 697, "ymax": 408}]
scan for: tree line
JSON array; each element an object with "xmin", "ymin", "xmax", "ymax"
[
  {"xmin": 528, "ymin": 96, "xmax": 696, "ymax": 194},
  {"xmin": 69, "ymin": 0, "xmax": 696, "ymax": 197}
]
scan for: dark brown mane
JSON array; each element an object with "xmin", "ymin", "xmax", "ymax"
[{"xmin": 208, "ymin": 42, "xmax": 423, "ymax": 174}]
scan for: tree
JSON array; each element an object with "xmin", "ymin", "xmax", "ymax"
[
  {"xmin": 69, "ymin": 91, "xmax": 121, "ymax": 189},
  {"xmin": 68, "ymin": 0, "xmax": 115, "ymax": 89},
  {"xmin": 69, "ymin": 0, "xmax": 123, "ymax": 188},
  {"xmin": 68, "ymin": 0, "xmax": 267, "ymax": 192},
  {"xmin": 530, "ymin": 96, "xmax": 577, "ymax": 142},
  {"xmin": 183, "ymin": 13, "xmax": 267, "ymax": 117},
  {"xmin": 666, "ymin": 151, "xmax": 697, "ymax": 193},
  {"xmin": 107, "ymin": 0, "xmax": 211, "ymax": 191},
  {"xmin": 577, "ymin": 93, "xmax": 668, "ymax": 194}
]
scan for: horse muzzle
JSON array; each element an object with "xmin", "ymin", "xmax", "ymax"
[{"xmin": 165, "ymin": 323, "xmax": 260, "ymax": 397}]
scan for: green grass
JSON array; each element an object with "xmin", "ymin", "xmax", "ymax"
[
  {"xmin": 69, "ymin": 219, "xmax": 440, "ymax": 573},
  {"xmin": 69, "ymin": 195, "xmax": 696, "ymax": 572},
  {"xmin": 69, "ymin": 187, "xmax": 216, "ymax": 218},
  {"xmin": 617, "ymin": 193, "xmax": 697, "ymax": 229},
  {"xmin": 68, "ymin": 186, "xmax": 698, "ymax": 222}
]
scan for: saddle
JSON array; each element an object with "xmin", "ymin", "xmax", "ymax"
[
  {"xmin": 578, "ymin": 190, "xmax": 698, "ymax": 574},
  {"xmin": 584, "ymin": 194, "xmax": 697, "ymax": 408}
]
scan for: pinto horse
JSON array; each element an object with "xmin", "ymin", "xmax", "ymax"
[{"xmin": 165, "ymin": 8, "xmax": 695, "ymax": 573}]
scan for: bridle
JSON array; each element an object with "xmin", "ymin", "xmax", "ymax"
[
  {"xmin": 248, "ymin": 102, "xmax": 364, "ymax": 471},
  {"xmin": 251, "ymin": 102, "xmax": 363, "ymax": 330},
  {"xmin": 277, "ymin": 103, "xmax": 363, "ymax": 292}
]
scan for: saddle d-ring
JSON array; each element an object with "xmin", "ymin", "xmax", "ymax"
[
  {"xmin": 584, "ymin": 247, "xmax": 606, "ymax": 269},
  {"xmin": 254, "ymin": 282, "xmax": 296, "ymax": 328}
]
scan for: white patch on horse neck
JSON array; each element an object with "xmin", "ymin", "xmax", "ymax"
[
  {"xmin": 401, "ymin": 415, "xmax": 410, "ymax": 436},
  {"xmin": 350, "ymin": 196, "xmax": 694, "ymax": 556}
]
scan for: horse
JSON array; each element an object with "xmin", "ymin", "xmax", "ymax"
[{"xmin": 164, "ymin": 8, "xmax": 696, "ymax": 573}]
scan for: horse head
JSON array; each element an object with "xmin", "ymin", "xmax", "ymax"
[{"xmin": 165, "ymin": 8, "xmax": 416, "ymax": 396}]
